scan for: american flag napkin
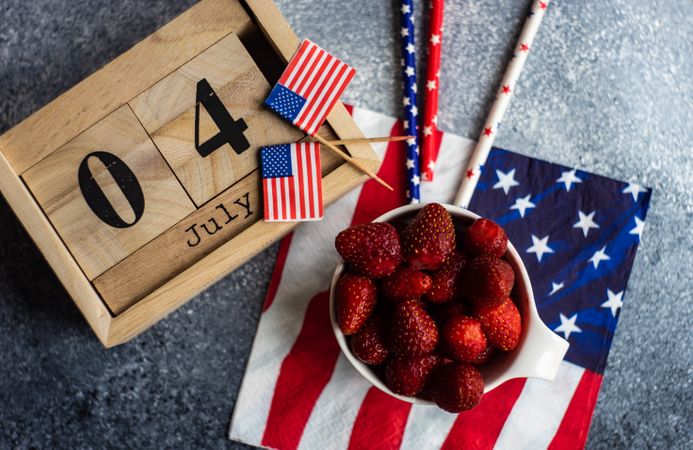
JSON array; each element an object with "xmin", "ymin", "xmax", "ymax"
[
  {"xmin": 261, "ymin": 143, "xmax": 324, "ymax": 222},
  {"xmin": 230, "ymin": 106, "xmax": 651, "ymax": 449},
  {"xmin": 265, "ymin": 39, "xmax": 356, "ymax": 136}
]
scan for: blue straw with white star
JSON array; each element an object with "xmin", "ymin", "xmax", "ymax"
[{"xmin": 400, "ymin": 0, "xmax": 421, "ymax": 204}]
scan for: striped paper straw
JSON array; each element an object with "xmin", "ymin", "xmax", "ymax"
[
  {"xmin": 421, "ymin": 0, "xmax": 444, "ymax": 182},
  {"xmin": 400, "ymin": 0, "xmax": 421, "ymax": 204},
  {"xmin": 454, "ymin": 0, "xmax": 551, "ymax": 208}
]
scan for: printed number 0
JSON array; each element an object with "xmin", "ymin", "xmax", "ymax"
[
  {"xmin": 195, "ymin": 78, "xmax": 250, "ymax": 157},
  {"xmin": 78, "ymin": 151, "xmax": 145, "ymax": 229}
]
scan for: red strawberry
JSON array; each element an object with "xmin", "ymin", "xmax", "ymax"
[
  {"xmin": 350, "ymin": 315, "xmax": 389, "ymax": 365},
  {"xmin": 474, "ymin": 297, "xmax": 522, "ymax": 351},
  {"xmin": 401, "ymin": 203, "xmax": 456, "ymax": 271},
  {"xmin": 425, "ymin": 251, "xmax": 467, "ymax": 303},
  {"xmin": 390, "ymin": 299, "xmax": 439, "ymax": 355},
  {"xmin": 335, "ymin": 273, "xmax": 377, "ymax": 335},
  {"xmin": 385, "ymin": 353, "xmax": 440, "ymax": 396},
  {"xmin": 442, "ymin": 316, "xmax": 488, "ymax": 363},
  {"xmin": 335, "ymin": 223, "xmax": 402, "ymax": 278},
  {"xmin": 381, "ymin": 267, "xmax": 433, "ymax": 302},
  {"xmin": 429, "ymin": 363, "xmax": 484, "ymax": 413},
  {"xmin": 429, "ymin": 302, "xmax": 470, "ymax": 328},
  {"xmin": 463, "ymin": 218, "xmax": 508, "ymax": 258},
  {"xmin": 471, "ymin": 344, "xmax": 495, "ymax": 365},
  {"xmin": 461, "ymin": 256, "xmax": 515, "ymax": 307}
]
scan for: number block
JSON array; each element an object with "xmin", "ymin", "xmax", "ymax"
[
  {"xmin": 22, "ymin": 105, "xmax": 196, "ymax": 279},
  {"xmin": 129, "ymin": 32, "xmax": 302, "ymax": 206}
]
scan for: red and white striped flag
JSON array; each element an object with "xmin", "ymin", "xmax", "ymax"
[
  {"xmin": 231, "ymin": 106, "xmax": 646, "ymax": 449},
  {"xmin": 265, "ymin": 39, "xmax": 356, "ymax": 136},
  {"xmin": 261, "ymin": 142, "xmax": 323, "ymax": 222}
]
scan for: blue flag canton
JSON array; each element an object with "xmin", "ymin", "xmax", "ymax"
[
  {"xmin": 265, "ymin": 84, "xmax": 306, "ymax": 124},
  {"xmin": 261, "ymin": 144, "xmax": 293, "ymax": 179},
  {"xmin": 468, "ymin": 148, "xmax": 651, "ymax": 374}
]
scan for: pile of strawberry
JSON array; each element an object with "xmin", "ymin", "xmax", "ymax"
[{"xmin": 334, "ymin": 203, "xmax": 522, "ymax": 413}]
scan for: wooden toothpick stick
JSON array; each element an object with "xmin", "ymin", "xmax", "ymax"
[
  {"xmin": 311, "ymin": 134, "xmax": 394, "ymax": 191},
  {"xmin": 324, "ymin": 135, "xmax": 414, "ymax": 146}
]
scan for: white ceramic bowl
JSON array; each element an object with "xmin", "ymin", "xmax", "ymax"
[{"xmin": 329, "ymin": 203, "xmax": 569, "ymax": 405}]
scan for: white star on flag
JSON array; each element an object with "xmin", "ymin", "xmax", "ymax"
[
  {"xmin": 411, "ymin": 174, "xmax": 421, "ymax": 186},
  {"xmin": 400, "ymin": 27, "xmax": 409, "ymax": 37},
  {"xmin": 629, "ymin": 217, "xmax": 645, "ymax": 239},
  {"xmin": 588, "ymin": 245, "xmax": 610, "ymax": 269},
  {"xmin": 422, "ymin": 126, "xmax": 433, "ymax": 136},
  {"xmin": 403, "ymin": 97, "xmax": 410, "ymax": 106},
  {"xmin": 493, "ymin": 168, "xmax": 520, "ymax": 194},
  {"xmin": 556, "ymin": 169, "xmax": 583, "ymax": 192},
  {"xmin": 410, "ymin": 105, "xmax": 418, "ymax": 117},
  {"xmin": 427, "ymin": 160, "xmax": 435, "ymax": 171},
  {"xmin": 549, "ymin": 281, "xmax": 564, "ymax": 296},
  {"xmin": 432, "ymin": 115, "xmax": 438, "ymax": 125},
  {"xmin": 426, "ymin": 79, "xmax": 437, "ymax": 91},
  {"xmin": 573, "ymin": 210, "xmax": 600, "ymax": 237},
  {"xmin": 406, "ymin": 158, "xmax": 415, "ymax": 170},
  {"xmin": 412, "ymin": 83, "xmax": 417, "ymax": 93},
  {"xmin": 510, "ymin": 194, "xmax": 536, "ymax": 218},
  {"xmin": 601, "ymin": 289, "xmax": 624, "ymax": 317},
  {"xmin": 430, "ymin": 34, "xmax": 441, "ymax": 45},
  {"xmin": 527, "ymin": 234, "xmax": 555, "ymax": 262},
  {"xmin": 407, "ymin": 137, "xmax": 416, "ymax": 146},
  {"xmin": 406, "ymin": 43, "xmax": 415, "ymax": 54},
  {"xmin": 401, "ymin": 4, "xmax": 411, "ymax": 14},
  {"xmin": 555, "ymin": 313, "xmax": 582, "ymax": 340},
  {"xmin": 622, "ymin": 182, "xmax": 647, "ymax": 201},
  {"xmin": 405, "ymin": 66, "xmax": 415, "ymax": 77}
]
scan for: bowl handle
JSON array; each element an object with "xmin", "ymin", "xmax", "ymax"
[{"xmin": 515, "ymin": 322, "xmax": 570, "ymax": 381}]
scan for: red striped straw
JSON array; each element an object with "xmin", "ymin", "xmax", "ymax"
[
  {"xmin": 421, "ymin": 0, "xmax": 444, "ymax": 182},
  {"xmin": 454, "ymin": 0, "xmax": 551, "ymax": 208}
]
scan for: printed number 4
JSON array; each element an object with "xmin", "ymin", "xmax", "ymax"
[{"xmin": 195, "ymin": 78, "xmax": 250, "ymax": 157}]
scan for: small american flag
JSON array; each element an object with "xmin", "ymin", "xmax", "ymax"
[
  {"xmin": 265, "ymin": 39, "xmax": 356, "ymax": 136},
  {"xmin": 261, "ymin": 142, "xmax": 324, "ymax": 222}
]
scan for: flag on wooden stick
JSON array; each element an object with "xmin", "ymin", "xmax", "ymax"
[
  {"xmin": 265, "ymin": 39, "xmax": 356, "ymax": 136},
  {"xmin": 261, "ymin": 142, "xmax": 324, "ymax": 222}
]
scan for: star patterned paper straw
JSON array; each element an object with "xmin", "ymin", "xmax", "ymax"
[
  {"xmin": 454, "ymin": 0, "xmax": 551, "ymax": 208},
  {"xmin": 421, "ymin": 0, "xmax": 444, "ymax": 182},
  {"xmin": 400, "ymin": 0, "xmax": 421, "ymax": 204}
]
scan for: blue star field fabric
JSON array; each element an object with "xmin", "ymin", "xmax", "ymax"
[{"xmin": 468, "ymin": 147, "xmax": 652, "ymax": 374}]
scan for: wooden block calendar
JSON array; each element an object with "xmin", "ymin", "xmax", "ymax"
[{"xmin": 0, "ymin": 0, "xmax": 380, "ymax": 347}]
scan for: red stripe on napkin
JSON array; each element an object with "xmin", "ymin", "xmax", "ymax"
[
  {"xmin": 548, "ymin": 371, "xmax": 602, "ymax": 450},
  {"xmin": 348, "ymin": 387, "xmax": 412, "ymax": 450},
  {"xmin": 441, "ymin": 378, "xmax": 526, "ymax": 449},
  {"xmin": 261, "ymin": 291, "xmax": 339, "ymax": 450}
]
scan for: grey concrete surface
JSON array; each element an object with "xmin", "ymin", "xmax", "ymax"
[{"xmin": 0, "ymin": 0, "xmax": 691, "ymax": 448}]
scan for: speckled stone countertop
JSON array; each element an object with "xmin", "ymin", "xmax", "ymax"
[{"xmin": 0, "ymin": 0, "xmax": 690, "ymax": 448}]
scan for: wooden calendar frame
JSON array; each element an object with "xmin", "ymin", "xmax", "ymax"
[{"xmin": 0, "ymin": 0, "xmax": 380, "ymax": 347}]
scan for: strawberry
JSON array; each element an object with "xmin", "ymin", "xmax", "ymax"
[
  {"xmin": 429, "ymin": 302, "xmax": 470, "ymax": 328},
  {"xmin": 474, "ymin": 297, "xmax": 522, "ymax": 351},
  {"xmin": 381, "ymin": 267, "xmax": 433, "ymax": 302},
  {"xmin": 335, "ymin": 223, "xmax": 402, "ymax": 278},
  {"xmin": 425, "ymin": 251, "xmax": 467, "ymax": 303},
  {"xmin": 335, "ymin": 273, "xmax": 377, "ymax": 335},
  {"xmin": 442, "ymin": 316, "xmax": 488, "ymax": 363},
  {"xmin": 463, "ymin": 218, "xmax": 508, "ymax": 258},
  {"xmin": 471, "ymin": 344, "xmax": 494, "ymax": 365},
  {"xmin": 429, "ymin": 363, "xmax": 484, "ymax": 413},
  {"xmin": 461, "ymin": 256, "xmax": 515, "ymax": 307},
  {"xmin": 390, "ymin": 299, "xmax": 439, "ymax": 355},
  {"xmin": 385, "ymin": 353, "xmax": 440, "ymax": 396},
  {"xmin": 401, "ymin": 203, "xmax": 456, "ymax": 271},
  {"xmin": 350, "ymin": 315, "xmax": 389, "ymax": 365}
]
